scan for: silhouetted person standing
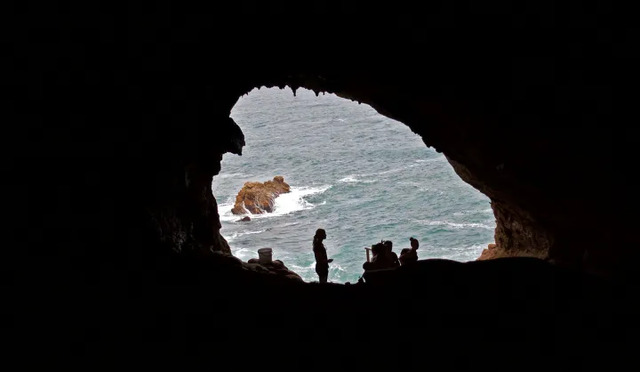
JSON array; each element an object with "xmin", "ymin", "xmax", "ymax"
[{"xmin": 313, "ymin": 228, "xmax": 333, "ymax": 283}]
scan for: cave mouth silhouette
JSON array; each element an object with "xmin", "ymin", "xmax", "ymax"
[{"xmin": 212, "ymin": 86, "xmax": 497, "ymax": 284}]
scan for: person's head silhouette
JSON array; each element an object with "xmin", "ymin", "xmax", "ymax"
[
  {"xmin": 410, "ymin": 237, "xmax": 419, "ymax": 250},
  {"xmin": 383, "ymin": 240, "xmax": 393, "ymax": 253},
  {"xmin": 315, "ymin": 228, "xmax": 326, "ymax": 241}
]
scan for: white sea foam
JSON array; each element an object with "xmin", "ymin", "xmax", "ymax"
[
  {"xmin": 415, "ymin": 157, "xmax": 443, "ymax": 163},
  {"xmin": 214, "ymin": 172, "xmax": 246, "ymax": 179},
  {"xmin": 455, "ymin": 209, "xmax": 495, "ymax": 216},
  {"xmin": 217, "ymin": 202, "xmax": 240, "ymax": 222},
  {"xmin": 287, "ymin": 261, "xmax": 348, "ymax": 283},
  {"xmin": 290, "ymin": 262, "xmax": 316, "ymax": 271},
  {"xmin": 339, "ymin": 176, "xmax": 360, "ymax": 183},
  {"xmin": 374, "ymin": 167, "xmax": 406, "ymax": 176},
  {"xmin": 438, "ymin": 244, "xmax": 488, "ymax": 262},
  {"xmin": 443, "ymin": 244, "xmax": 489, "ymax": 252},
  {"xmin": 288, "ymin": 262, "xmax": 317, "ymax": 282},
  {"xmin": 224, "ymin": 229, "xmax": 266, "ymax": 243},
  {"xmin": 338, "ymin": 175, "xmax": 376, "ymax": 184},
  {"xmin": 418, "ymin": 220, "xmax": 495, "ymax": 230},
  {"xmin": 355, "ymin": 164, "xmax": 417, "ymax": 179},
  {"xmin": 270, "ymin": 185, "xmax": 331, "ymax": 216},
  {"xmin": 230, "ymin": 247, "xmax": 259, "ymax": 261},
  {"xmin": 329, "ymin": 263, "xmax": 348, "ymax": 277}
]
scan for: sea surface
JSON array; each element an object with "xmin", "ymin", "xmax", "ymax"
[{"xmin": 212, "ymin": 87, "xmax": 496, "ymax": 284}]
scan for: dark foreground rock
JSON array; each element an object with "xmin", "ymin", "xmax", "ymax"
[{"xmin": 246, "ymin": 258, "xmax": 303, "ymax": 281}]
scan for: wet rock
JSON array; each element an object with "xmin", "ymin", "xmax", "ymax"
[{"xmin": 231, "ymin": 176, "xmax": 291, "ymax": 215}]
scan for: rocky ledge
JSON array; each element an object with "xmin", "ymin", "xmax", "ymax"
[
  {"xmin": 476, "ymin": 243, "xmax": 547, "ymax": 261},
  {"xmin": 244, "ymin": 258, "xmax": 304, "ymax": 282}
]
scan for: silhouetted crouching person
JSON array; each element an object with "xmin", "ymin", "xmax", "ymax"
[
  {"xmin": 363, "ymin": 240, "xmax": 399, "ymax": 271},
  {"xmin": 362, "ymin": 240, "xmax": 400, "ymax": 285},
  {"xmin": 399, "ymin": 237, "xmax": 419, "ymax": 266},
  {"xmin": 313, "ymin": 228, "xmax": 333, "ymax": 283}
]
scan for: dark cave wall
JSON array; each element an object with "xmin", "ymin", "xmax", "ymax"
[
  {"xmin": 6, "ymin": 1, "xmax": 640, "ymax": 369},
  {"xmin": 9, "ymin": 0, "xmax": 632, "ymax": 279}
]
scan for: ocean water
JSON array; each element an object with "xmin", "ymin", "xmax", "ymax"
[{"xmin": 212, "ymin": 87, "xmax": 496, "ymax": 284}]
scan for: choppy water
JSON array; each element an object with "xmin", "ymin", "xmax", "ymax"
[{"xmin": 212, "ymin": 87, "xmax": 495, "ymax": 284}]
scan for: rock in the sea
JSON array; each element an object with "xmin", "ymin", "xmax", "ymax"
[
  {"xmin": 231, "ymin": 176, "xmax": 291, "ymax": 215},
  {"xmin": 238, "ymin": 216, "xmax": 251, "ymax": 222}
]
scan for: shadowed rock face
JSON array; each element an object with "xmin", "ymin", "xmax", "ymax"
[
  {"xmin": 231, "ymin": 176, "xmax": 291, "ymax": 215},
  {"xmin": 7, "ymin": 1, "xmax": 639, "ymax": 369},
  {"xmin": 245, "ymin": 258, "xmax": 303, "ymax": 281}
]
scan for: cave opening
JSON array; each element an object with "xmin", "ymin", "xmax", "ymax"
[{"xmin": 212, "ymin": 87, "xmax": 496, "ymax": 284}]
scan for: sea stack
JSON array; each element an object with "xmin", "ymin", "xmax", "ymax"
[{"xmin": 231, "ymin": 176, "xmax": 291, "ymax": 215}]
